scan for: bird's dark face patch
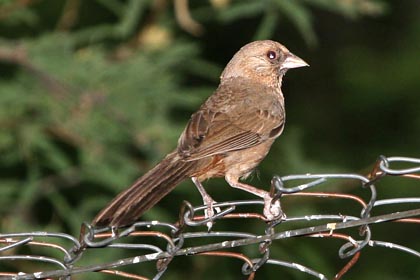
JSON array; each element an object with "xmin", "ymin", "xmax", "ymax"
[
  {"xmin": 265, "ymin": 48, "xmax": 286, "ymax": 64},
  {"xmin": 266, "ymin": 50, "xmax": 277, "ymax": 60}
]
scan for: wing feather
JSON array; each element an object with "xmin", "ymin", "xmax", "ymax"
[{"xmin": 177, "ymin": 78, "xmax": 284, "ymax": 161}]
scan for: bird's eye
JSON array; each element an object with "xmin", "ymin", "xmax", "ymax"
[{"xmin": 267, "ymin": 50, "xmax": 277, "ymax": 60}]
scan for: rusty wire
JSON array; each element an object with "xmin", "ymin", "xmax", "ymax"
[{"xmin": 0, "ymin": 155, "xmax": 419, "ymax": 279}]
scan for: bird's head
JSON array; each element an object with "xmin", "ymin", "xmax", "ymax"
[{"xmin": 220, "ymin": 40, "xmax": 308, "ymax": 88}]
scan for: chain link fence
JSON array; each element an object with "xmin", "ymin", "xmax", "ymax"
[{"xmin": 1, "ymin": 155, "xmax": 419, "ymax": 279}]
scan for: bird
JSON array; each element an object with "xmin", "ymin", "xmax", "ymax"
[{"xmin": 92, "ymin": 40, "xmax": 308, "ymax": 229}]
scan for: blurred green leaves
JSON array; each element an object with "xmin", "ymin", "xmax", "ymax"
[{"xmin": 0, "ymin": 31, "xmax": 205, "ymax": 229}]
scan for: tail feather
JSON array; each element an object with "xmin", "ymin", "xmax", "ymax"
[{"xmin": 92, "ymin": 152, "xmax": 194, "ymax": 227}]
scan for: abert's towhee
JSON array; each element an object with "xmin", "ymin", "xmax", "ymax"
[{"xmin": 93, "ymin": 40, "xmax": 308, "ymax": 228}]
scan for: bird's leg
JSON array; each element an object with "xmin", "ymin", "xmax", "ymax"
[
  {"xmin": 191, "ymin": 177, "xmax": 220, "ymax": 230},
  {"xmin": 225, "ymin": 174, "xmax": 283, "ymax": 220}
]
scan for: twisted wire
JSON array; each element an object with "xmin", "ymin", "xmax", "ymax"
[{"xmin": 1, "ymin": 156, "xmax": 419, "ymax": 279}]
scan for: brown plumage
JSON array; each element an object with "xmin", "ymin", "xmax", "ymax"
[{"xmin": 92, "ymin": 40, "xmax": 308, "ymax": 228}]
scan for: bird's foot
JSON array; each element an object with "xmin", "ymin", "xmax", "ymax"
[
  {"xmin": 263, "ymin": 194, "xmax": 284, "ymax": 221},
  {"xmin": 203, "ymin": 197, "xmax": 221, "ymax": 231}
]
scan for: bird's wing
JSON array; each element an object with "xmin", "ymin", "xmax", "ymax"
[{"xmin": 177, "ymin": 79, "xmax": 284, "ymax": 161}]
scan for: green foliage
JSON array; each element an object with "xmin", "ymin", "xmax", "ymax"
[{"xmin": 1, "ymin": 0, "xmax": 419, "ymax": 279}]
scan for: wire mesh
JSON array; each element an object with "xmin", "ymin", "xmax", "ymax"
[{"xmin": 1, "ymin": 155, "xmax": 419, "ymax": 279}]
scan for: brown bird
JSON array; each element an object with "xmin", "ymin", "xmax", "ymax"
[{"xmin": 92, "ymin": 40, "xmax": 308, "ymax": 228}]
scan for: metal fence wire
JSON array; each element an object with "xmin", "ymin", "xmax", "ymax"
[{"xmin": 1, "ymin": 155, "xmax": 420, "ymax": 279}]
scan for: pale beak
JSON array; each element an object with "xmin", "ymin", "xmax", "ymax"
[{"xmin": 280, "ymin": 53, "xmax": 309, "ymax": 70}]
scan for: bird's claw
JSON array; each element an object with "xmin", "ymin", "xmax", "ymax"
[
  {"xmin": 204, "ymin": 198, "xmax": 220, "ymax": 231},
  {"xmin": 263, "ymin": 194, "xmax": 284, "ymax": 221}
]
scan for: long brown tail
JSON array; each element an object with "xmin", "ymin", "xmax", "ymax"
[{"xmin": 92, "ymin": 151, "xmax": 195, "ymax": 228}]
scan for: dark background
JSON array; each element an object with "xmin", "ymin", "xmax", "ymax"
[{"xmin": 0, "ymin": 0, "xmax": 419, "ymax": 279}]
